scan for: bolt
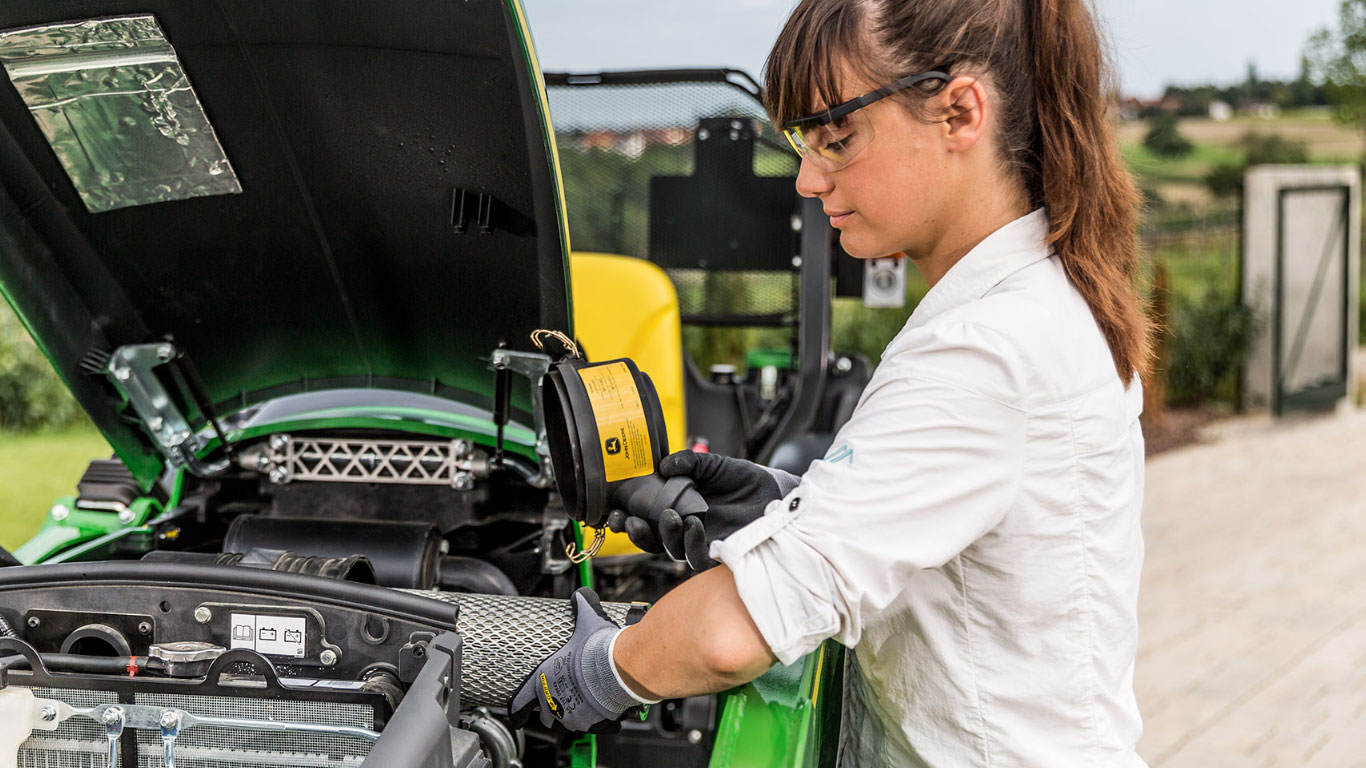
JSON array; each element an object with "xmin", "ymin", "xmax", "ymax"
[
  {"xmin": 137, "ymin": 621, "xmax": 152, "ymax": 636},
  {"xmin": 412, "ymin": 645, "xmax": 426, "ymax": 659},
  {"xmin": 149, "ymin": 417, "xmax": 165, "ymax": 433},
  {"xmin": 156, "ymin": 345, "xmax": 174, "ymax": 362},
  {"xmin": 117, "ymin": 508, "xmax": 135, "ymax": 524},
  {"xmin": 268, "ymin": 466, "xmax": 290, "ymax": 484},
  {"xmin": 193, "ymin": 607, "xmax": 212, "ymax": 624},
  {"xmin": 114, "ymin": 366, "xmax": 131, "ymax": 381},
  {"xmin": 688, "ymin": 729, "xmax": 703, "ymax": 744},
  {"xmin": 101, "ymin": 708, "xmax": 122, "ymax": 726},
  {"xmin": 453, "ymin": 472, "xmax": 474, "ymax": 491},
  {"xmin": 51, "ymin": 504, "xmax": 69, "ymax": 522},
  {"xmin": 319, "ymin": 649, "xmax": 338, "ymax": 666},
  {"xmin": 453, "ymin": 439, "xmax": 473, "ymax": 456},
  {"xmin": 269, "ymin": 434, "xmax": 290, "ymax": 452},
  {"xmin": 39, "ymin": 706, "xmax": 56, "ymax": 722},
  {"xmin": 159, "ymin": 710, "xmax": 179, "ymax": 728},
  {"xmin": 26, "ymin": 616, "xmax": 39, "ymax": 629}
]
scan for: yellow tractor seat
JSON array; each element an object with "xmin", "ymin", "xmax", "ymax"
[{"xmin": 569, "ymin": 252, "xmax": 686, "ymax": 557}]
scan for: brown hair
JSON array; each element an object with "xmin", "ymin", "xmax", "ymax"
[{"xmin": 764, "ymin": 0, "xmax": 1150, "ymax": 383}]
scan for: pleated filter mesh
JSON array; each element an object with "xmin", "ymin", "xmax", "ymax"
[{"xmin": 400, "ymin": 590, "xmax": 635, "ymax": 708}]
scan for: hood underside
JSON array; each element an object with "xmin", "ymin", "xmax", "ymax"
[{"xmin": 0, "ymin": 0, "xmax": 570, "ymax": 481}]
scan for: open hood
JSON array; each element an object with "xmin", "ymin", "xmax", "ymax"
[{"xmin": 0, "ymin": 0, "xmax": 571, "ymax": 484}]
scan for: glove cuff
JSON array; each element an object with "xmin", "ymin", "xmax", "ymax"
[
  {"xmin": 762, "ymin": 466, "xmax": 802, "ymax": 497},
  {"xmin": 583, "ymin": 628, "xmax": 658, "ymax": 715},
  {"xmin": 600, "ymin": 629, "xmax": 661, "ymax": 706}
]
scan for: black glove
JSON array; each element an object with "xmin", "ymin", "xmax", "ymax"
[
  {"xmin": 509, "ymin": 589, "xmax": 652, "ymax": 733},
  {"xmin": 607, "ymin": 451, "xmax": 800, "ymax": 570}
]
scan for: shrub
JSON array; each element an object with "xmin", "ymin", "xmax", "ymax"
[
  {"xmin": 1203, "ymin": 131, "xmax": 1310, "ymax": 199},
  {"xmin": 1164, "ymin": 282, "xmax": 1260, "ymax": 406},
  {"xmin": 0, "ymin": 304, "xmax": 87, "ymax": 432},
  {"xmin": 1241, "ymin": 131, "xmax": 1309, "ymax": 165},
  {"xmin": 1143, "ymin": 112, "xmax": 1193, "ymax": 158}
]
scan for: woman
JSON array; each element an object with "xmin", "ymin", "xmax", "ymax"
[{"xmin": 512, "ymin": 0, "xmax": 1150, "ymax": 764}]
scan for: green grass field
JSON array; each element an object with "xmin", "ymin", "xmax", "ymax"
[{"xmin": 0, "ymin": 426, "xmax": 110, "ymax": 551}]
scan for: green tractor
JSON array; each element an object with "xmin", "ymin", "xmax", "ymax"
[{"xmin": 0, "ymin": 2, "xmax": 883, "ymax": 765}]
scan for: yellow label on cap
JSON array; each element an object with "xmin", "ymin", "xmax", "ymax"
[{"xmin": 577, "ymin": 362, "xmax": 654, "ymax": 483}]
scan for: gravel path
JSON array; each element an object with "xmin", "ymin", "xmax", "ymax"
[{"xmin": 1136, "ymin": 406, "xmax": 1366, "ymax": 766}]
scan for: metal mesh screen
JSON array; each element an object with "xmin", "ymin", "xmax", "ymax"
[
  {"xmin": 17, "ymin": 687, "xmax": 118, "ymax": 768},
  {"xmin": 132, "ymin": 693, "xmax": 373, "ymax": 768},
  {"xmin": 546, "ymin": 76, "xmax": 802, "ymax": 329},
  {"xmin": 547, "ymin": 79, "xmax": 795, "ymax": 258},
  {"xmin": 14, "ymin": 687, "xmax": 372, "ymax": 768},
  {"xmin": 402, "ymin": 590, "xmax": 635, "ymax": 708}
]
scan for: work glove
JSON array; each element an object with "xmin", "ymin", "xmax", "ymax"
[
  {"xmin": 607, "ymin": 451, "xmax": 800, "ymax": 570},
  {"xmin": 509, "ymin": 588, "xmax": 654, "ymax": 733}
]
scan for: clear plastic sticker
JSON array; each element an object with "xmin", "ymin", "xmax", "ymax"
[{"xmin": 0, "ymin": 14, "xmax": 242, "ymax": 213}]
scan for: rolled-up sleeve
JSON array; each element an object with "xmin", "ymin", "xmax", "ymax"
[{"xmin": 711, "ymin": 322, "xmax": 1028, "ymax": 665}]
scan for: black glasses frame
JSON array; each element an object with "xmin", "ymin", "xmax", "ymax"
[{"xmin": 780, "ymin": 70, "xmax": 952, "ymax": 130}]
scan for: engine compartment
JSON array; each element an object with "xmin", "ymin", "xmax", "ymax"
[{"xmin": 0, "ymin": 432, "xmax": 712, "ymax": 768}]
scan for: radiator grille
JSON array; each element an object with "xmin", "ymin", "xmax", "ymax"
[
  {"xmin": 133, "ymin": 693, "xmax": 373, "ymax": 768},
  {"xmin": 18, "ymin": 687, "xmax": 117, "ymax": 768},
  {"xmin": 14, "ymin": 687, "xmax": 374, "ymax": 768}
]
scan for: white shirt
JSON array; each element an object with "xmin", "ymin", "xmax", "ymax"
[{"xmin": 713, "ymin": 210, "xmax": 1147, "ymax": 767}]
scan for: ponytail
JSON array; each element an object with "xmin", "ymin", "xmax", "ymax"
[
  {"xmin": 765, "ymin": 0, "xmax": 1151, "ymax": 383},
  {"xmin": 1028, "ymin": 0, "xmax": 1150, "ymax": 383}
]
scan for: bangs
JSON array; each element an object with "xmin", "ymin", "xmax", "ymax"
[{"xmin": 762, "ymin": 0, "xmax": 875, "ymax": 126}]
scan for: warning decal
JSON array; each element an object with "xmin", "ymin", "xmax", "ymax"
[
  {"xmin": 577, "ymin": 362, "xmax": 654, "ymax": 483},
  {"xmin": 229, "ymin": 613, "xmax": 307, "ymax": 658}
]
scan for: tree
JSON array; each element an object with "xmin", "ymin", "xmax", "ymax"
[
  {"xmin": 1307, "ymin": 0, "xmax": 1366, "ymax": 136},
  {"xmin": 1143, "ymin": 112, "xmax": 1193, "ymax": 158}
]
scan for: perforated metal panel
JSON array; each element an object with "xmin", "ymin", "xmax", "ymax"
[{"xmin": 402, "ymin": 590, "xmax": 635, "ymax": 708}]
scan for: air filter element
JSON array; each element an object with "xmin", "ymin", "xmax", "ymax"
[{"xmin": 541, "ymin": 357, "xmax": 707, "ymax": 532}]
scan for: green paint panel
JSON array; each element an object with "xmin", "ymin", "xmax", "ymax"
[
  {"xmin": 17, "ymin": 495, "xmax": 163, "ymax": 564},
  {"xmin": 709, "ymin": 642, "xmax": 843, "ymax": 768}
]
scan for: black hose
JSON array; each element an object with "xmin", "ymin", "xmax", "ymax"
[
  {"xmin": 435, "ymin": 557, "xmax": 517, "ymax": 595},
  {"xmin": 0, "ymin": 652, "xmax": 163, "ymax": 675}
]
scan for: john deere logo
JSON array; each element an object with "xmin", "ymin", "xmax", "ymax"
[
  {"xmin": 540, "ymin": 673, "xmax": 563, "ymax": 720},
  {"xmin": 604, "ymin": 437, "xmax": 622, "ymax": 455}
]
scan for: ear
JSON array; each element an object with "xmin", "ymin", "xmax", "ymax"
[{"xmin": 938, "ymin": 76, "xmax": 989, "ymax": 153}]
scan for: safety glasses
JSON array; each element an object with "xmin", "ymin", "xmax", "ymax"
[{"xmin": 780, "ymin": 70, "xmax": 950, "ymax": 171}]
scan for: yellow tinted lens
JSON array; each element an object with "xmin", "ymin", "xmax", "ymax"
[{"xmin": 794, "ymin": 111, "xmax": 871, "ymax": 169}]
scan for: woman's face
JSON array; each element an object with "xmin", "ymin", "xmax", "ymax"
[{"xmin": 793, "ymin": 71, "xmax": 968, "ymax": 262}]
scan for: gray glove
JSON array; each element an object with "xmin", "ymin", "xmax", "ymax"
[
  {"xmin": 509, "ymin": 589, "xmax": 650, "ymax": 733},
  {"xmin": 607, "ymin": 451, "xmax": 800, "ymax": 570}
]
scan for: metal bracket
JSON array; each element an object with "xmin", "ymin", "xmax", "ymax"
[
  {"xmin": 488, "ymin": 348, "xmax": 554, "ymax": 486},
  {"xmin": 105, "ymin": 343, "xmax": 228, "ymax": 475}
]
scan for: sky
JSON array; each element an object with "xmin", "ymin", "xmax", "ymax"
[{"xmin": 521, "ymin": 0, "xmax": 1343, "ymax": 99}]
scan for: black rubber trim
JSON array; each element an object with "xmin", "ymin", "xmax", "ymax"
[
  {"xmin": 542, "ymin": 68, "xmax": 762, "ymax": 99},
  {"xmin": 0, "ymin": 562, "xmax": 458, "ymax": 630}
]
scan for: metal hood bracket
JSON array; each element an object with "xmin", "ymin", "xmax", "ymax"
[{"xmin": 105, "ymin": 342, "xmax": 226, "ymax": 476}]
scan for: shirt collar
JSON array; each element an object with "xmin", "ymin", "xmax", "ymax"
[{"xmin": 904, "ymin": 208, "xmax": 1051, "ymax": 331}]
